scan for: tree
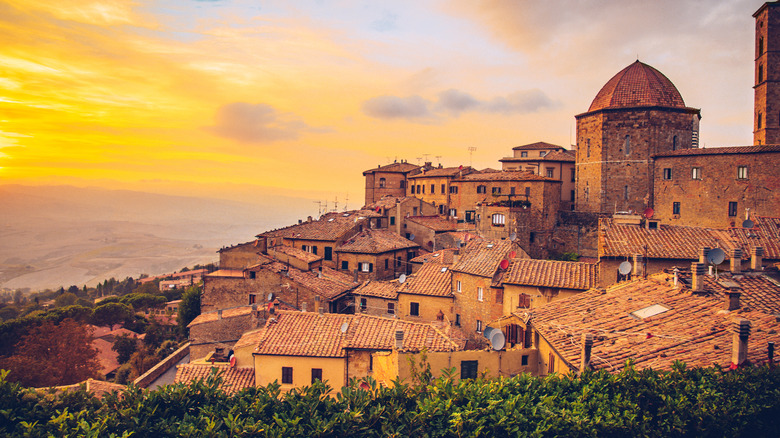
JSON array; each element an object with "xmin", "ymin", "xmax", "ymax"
[
  {"xmin": 0, "ymin": 318, "xmax": 100, "ymax": 387},
  {"xmin": 177, "ymin": 285, "xmax": 201, "ymax": 336},
  {"xmin": 91, "ymin": 302, "xmax": 134, "ymax": 328},
  {"xmin": 112, "ymin": 334, "xmax": 138, "ymax": 364},
  {"xmin": 54, "ymin": 292, "xmax": 78, "ymax": 308}
]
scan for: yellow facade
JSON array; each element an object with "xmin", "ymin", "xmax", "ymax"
[
  {"xmin": 502, "ymin": 283, "xmax": 582, "ymax": 314},
  {"xmin": 253, "ymin": 355, "xmax": 346, "ymax": 391},
  {"xmin": 397, "ymin": 293, "xmax": 453, "ymax": 324}
]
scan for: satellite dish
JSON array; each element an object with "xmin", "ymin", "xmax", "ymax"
[
  {"xmin": 618, "ymin": 261, "xmax": 632, "ymax": 275},
  {"xmin": 508, "ymin": 251, "xmax": 517, "ymax": 259},
  {"xmin": 267, "ymin": 292, "xmax": 275, "ymax": 301},
  {"xmin": 500, "ymin": 259, "xmax": 510, "ymax": 270},
  {"xmin": 456, "ymin": 240, "xmax": 463, "ymax": 248},
  {"xmin": 489, "ymin": 331, "xmax": 506, "ymax": 351},
  {"xmin": 742, "ymin": 219, "xmax": 754, "ymax": 229},
  {"xmin": 229, "ymin": 354, "xmax": 236, "ymax": 368},
  {"xmin": 483, "ymin": 327, "xmax": 495, "ymax": 339},
  {"xmin": 398, "ymin": 274, "xmax": 407, "ymax": 284},
  {"xmin": 643, "ymin": 207, "xmax": 655, "ymax": 219},
  {"xmin": 707, "ymin": 248, "xmax": 726, "ymax": 265},
  {"xmin": 509, "ymin": 232, "xmax": 517, "ymax": 242},
  {"xmin": 340, "ymin": 322, "xmax": 349, "ymax": 333},
  {"xmin": 409, "ymin": 234, "xmax": 416, "ymax": 240}
]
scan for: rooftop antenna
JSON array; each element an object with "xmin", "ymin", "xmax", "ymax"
[
  {"xmin": 416, "ymin": 157, "xmax": 422, "ymax": 165},
  {"xmin": 344, "ymin": 193, "xmax": 349, "ymax": 211},
  {"xmin": 422, "ymin": 153, "xmax": 430, "ymax": 162},
  {"xmin": 435, "ymin": 155, "xmax": 442, "ymax": 166},
  {"xmin": 313, "ymin": 200, "xmax": 323, "ymax": 216},
  {"xmin": 468, "ymin": 146, "xmax": 477, "ymax": 167},
  {"xmin": 333, "ymin": 196, "xmax": 338, "ymax": 212}
]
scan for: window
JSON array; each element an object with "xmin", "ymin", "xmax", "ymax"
[
  {"xmin": 586, "ymin": 139, "xmax": 591, "ymax": 158},
  {"xmin": 571, "ymin": 190, "xmax": 576, "ymax": 202},
  {"xmin": 455, "ymin": 314, "xmax": 461, "ymax": 326},
  {"xmin": 430, "ymin": 184, "xmax": 435, "ymax": 194},
  {"xmin": 416, "ymin": 185, "xmax": 421, "ymax": 194},
  {"xmin": 465, "ymin": 210, "xmax": 475, "ymax": 223},
  {"xmin": 387, "ymin": 302, "xmax": 395, "ymax": 314},
  {"xmin": 441, "ymin": 184, "xmax": 445, "ymax": 193},
  {"xmin": 672, "ymin": 202, "xmax": 681, "ymax": 215},
  {"xmin": 378, "ymin": 178, "xmax": 386, "ymax": 188},
  {"xmin": 521, "ymin": 355, "xmax": 529, "ymax": 366},
  {"xmin": 495, "ymin": 288, "xmax": 503, "ymax": 304},
  {"xmin": 492, "ymin": 187, "xmax": 501, "ymax": 195},
  {"xmin": 396, "ymin": 256, "xmax": 402, "ymax": 267},
  {"xmin": 324, "ymin": 246, "xmax": 332, "ymax": 261},
  {"xmin": 249, "ymin": 294, "xmax": 256, "ymax": 305},
  {"xmin": 449, "ymin": 208, "xmax": 457, "ymax": 217},
  {"xmin": 477, "ymin": 287, "xmax": 483, "ymax": 302},
  {"xmin": 673, "ymin": 135, "xmax": 678, "ymax": 150},
  {"xmin": 476, "ymin": 185, "xmax": 487, "ymax": 194},
  {"xmin": 759, "ymin": 112, "xmax": 763, "ymax": 129},
  {"xmin": 759, "ymin": 64, "xmax": 764, "ymax": 84},
  {"xmin": 529, "ymin": 232, "xmax": 536, "ymax": 243},
  {"xmin": 461, "ymin": 360, "xmax": 478, "ymax": 380},
  {"xmin": 312, "ymin": 246, "xmax": 318, "ymax": 255},
  {"xmin": 400, "ymin": 180, "xmax": 406, "ymax": 189},
  {"xmin": 361, "ymin": 262, "xmax": 373, "ymax": 272},
  {"xmin": 491, "ymin": 213, "xmax": 505, "ymax": 227},
  {"xmin": 663, "ymin": 168, "xmax": 672, "ymax": 180},
  {"xmin": 449, "ymin": 186, "xmax": 458, "ymax": 194},
  {"xmin": 341, "ymin": 261, "xmax": 349, "ymax": 270},
  {"xmin": 421, "ymin": 185, "xmax": 425, "ymax": 194},
  {"xmin": 760, "ymin": 36, "xmax": 765, "ymax": 55},
  {"xmin": 476, "ymin": 320, "xmax": 482, "ymax": 333},
  {"xmin": 520, "ymin": 151, "xmax": 528, "ymax": 157},
  {"xmin": 547, "ymin": 353, "xmax": 555, "ymax": 374},
  {"xmin": 510, "ymin": 186, "xmax": 515, "ymax": 195},
  {"xmin": 518, "ymin": 293, "xmax": 531, "ymax": 308},
  {"xmin": 410, "ymin": 184, "xmax": 415, "ymax": 194},
  {"xmin": 624, "ymin": 185, "xmax": 629, "ymax": 200},
  {"xmin": 249, "ymin": 271, "xmax": 256, "ymax": 279},
  {"xmin": 570, "ymin": 168, "xmax": 575, "ymax": 182},
  {"xmin": 301, "ymin": 245, "xmax": 309, "ymax": 252},
  {"xmin": 282, "ymin": 367, "xmax": 293, "ymax": 384},
  {"xmin": 539, "ymin": 151, "xmax": 547, "ymax": 157},
  {"xmin": 728, "ymin": 201, "xmax": 738, "ymax": 217},
  {"xmin": 691, "ymin": 167, "xmax": 701, "ymax": 180},
  {"xmin": 311, "ymin": 368, "xmax": 322, "ymax": 383},
  {"xmin": 624, "ymin": 135, "xmax": 630, "ymax": 155},
  {"xmin": 385, "ymin": 259, "xmax": 389, "ymax": 270},
  {"xmin": 456, "ymin": 280, "xmax": 461, "ymax": 293},
  {"xmin": 410, "ymin": 302, "xmax": 419, "ymax": 316},
  {"xmin": 737, "ymin": 166, "xmax": 748, "ymax": 179},
  {"xmin": 546, "ymin": 168, "xmax": 554, "ymax": 178},
  {"xmin": 360, "ymin": 298, "xmax": 367, "ymax": 312}
]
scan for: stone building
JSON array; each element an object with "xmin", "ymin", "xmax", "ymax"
[
  {"xmin": 396, "ymin": 257, "xmax": 455, "ymax": 325},
  {"xmin": 363, "ymin": 160, "xmax": 423, "ymax": 205},
  {"xmin": 754, "ymin": 1, "xmax": 780, "ymax": 145},
  {"xmin": 406, "ymin": 165, "xmax": 476, "ymax": 214},
  {"xmin": 499, "ymin": 142, "xmax": 576, "ymax": 211},
  {"xmin": 500, "ymin": 259, "xmax": 599, "ymax": 312},
  {"xmin": 351, "ymin": 279, "xmax": 399, "ymax": 317},
  {"xmin": 404, "ymin": 215, "xmax": 458, "ymax": 253},
  {"xmin": 334, "ymin": 228, "xmax": 419, "ymax": 282},
  {"xmin": 363, "ymin": 195, "xmax": 438, "ymax": 238},
  {"xmin": 575, "ymin": 61, "xmax": 701, "ymax": 214}
]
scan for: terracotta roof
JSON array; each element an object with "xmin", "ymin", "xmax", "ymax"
[
  {"xmin": 269, "ymin": 245, "xmax": 322, "ymax": 263},
  {"xmin": 588, "ymin": 61, "xmax": 687, "ymax": 112},
  {"xmin": 259, "ymin": 262, "xmax": 356, "ymax": 300},
  {"xmin": 520, "ymin": 274, "xmax": 780, "ymax": 372},
  {"xmin": 456, "ymin": 171, "xmax": 554, "ymax": 182},
  {"xmin": 411, "ymin": 248, "xmax": 457, "ymax": 264},
  {"xmin": 188, "ymin": 306, "xmax": 255, "ymax": 327},
  {"xmin": 726, "ymin": 216, "xmax": 780, "ymax": 260},
  {"xmin": 175, "ymin": 364, "xmax": 255, "ymax": 394},
  {"xmin": 451, "ymin": 239, "xmax": 523, "ymax": 278},
  {"xmin": 260, "ymin": 210, "xmax": 376, "ymax": 241},
  {"xmin": 247, "ymin": 311, "xmax": 459, "ymax": 357},
  {"xmin": 352, "ymin": 280, "xmax": 400, "ymax": 299},
  {"xmin": 39, "ymin": 379, "xmax": 126, "ymax": 399},
  {"xmin": 599, "ymin": 218, "xmax": 732, "ymax": 259},
  {"xmin": 408, "ymin": 166, "xmax": 474, "ymax": 179},
  {"xmin": 218, "ymin": 240, "xmax": 259, "ymax": 254},
  {"xmin": 398, "ymin": 262, "xmax": 454, "ymax": 297},
  {"xmin": 512, "ymin": 142, "xmax": 565, "ymax": 151},
  {"xmin": 363, "ymin": 161, "xmax": 419, "ymax": 175},
  {"xmin": 336, "ymin": 229, "xmax": 419, "ymax": 254},
  {"xmin": 364, "ymin": 195, "xmax": 416, "ymax": 210},
  {"xmin": 501, "ymin": 149, "xmax": 575, "ymax": 163},
  {"xmin": 406, "ymin": 216, "xmax": 458, "ymax": 232},
  {"xmin": 653, "ymin": 144, "xmax": 780, "ymax": 158},
  {"xmin": 671, "ymin": 268, "xmax": 780, "ymax": 315},
  {"xmin": 503, "ymin": 259, "xmax": 599, "ymax": 290},
  {"xmin": 93, "ymin": 338, "xmax": 120, "ymax": 375},
  {"xmin": 206, "ymin": 269, "xmax": 244, "ymax": 278}
]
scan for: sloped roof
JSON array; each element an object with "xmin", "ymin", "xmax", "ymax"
[
  {"xmin": 456, "ymin": 171, "xmax": 553, "ymax": 182},
  {"xmin": 520, "ymin": 274, "xmax": 780, "ymax": 372},
  {"xmin": 258, "ymin": 262, "xmax": 356, "ymax": 300},
  {"xmin": 188, "ymin": 306, "xmax": 255, "ymax": 327},
  {"xmin": 352, "ymin": 280, "xmax": 400, "ymax": 299},
  {"xmin": 503, "ymin": 259, "xmax": 598, "ymax": 290},
  {"xmin": 501, "ymin": 149, "xmax": 575, "ymax": 163},
  {"xmin": 260, "ymin": 210, "xmax": 377, "ymax": 241},
  {"xmin": 336, "ymin": 229, "xmax": 419, "ymax": 254},
  {"xmin": 411, "ymin": 248, "xmax": 457, "ymax": 264},
  {"xmin": 174, "ymin": 364, "xmax": 255, "ymax": 394},
  {"xmin": 512, "ymin": 142, "xmax": 565, "ymax": 151},
  {"xmin": 363, "ymin": 161, "xmax": 419, "ymax": 175},
  {"xmin": 653, "ymin": 144, "xmax": 780, "ymax": 158},
  {"xmin": 408, "ymin": 166, "xmax": 474, "ymax": 179},
  {"xmin": 38, "ymin": 379, "xmax": 126, "ymax": 399},
  {"xmin": 672, "ymin": 267, "xmax": 780, "ymax": 315},
  {"xmin": 398, "ymin": 262, "xmax": 454, "ymax": 297},
  {"xmin": 726, "ymin": 216, "xmax": 780, "ymax": 260},
  {"xmin": 205, "ymin": 269, "xmax": 244, "ymax": 278},
  {"xmin": 451, "ymin": 239, "xmax": 523, "ymax": 278},
  {"xmin": 364, "ymin": 195, "xmax": 417, "ymax": 210},
  {"xmin": 246, "ymin": 311, "xmax": 459, "ymax": 357},
  {"xmin": 269, "ymin": 245, "xmax": 322, "ymax": 263},
  {"xmin": 599, "ymin": 218, "xmax": 732, "ymax": 260},
  {"xmin": 588, "ymin": 61, "xmax": 687, "ymax": 112},
  {"xmin": 406, "ymin": 216, "xmax": 458, "ymax": 232}
]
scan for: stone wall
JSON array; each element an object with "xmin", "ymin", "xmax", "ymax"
[{"xmin": 451, "ymin": 271, "xmax": 504, "ymax": 345}]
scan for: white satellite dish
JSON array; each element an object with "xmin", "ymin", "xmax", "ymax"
[
  {"xmin": 267, "ymin": 292, "xmax": 275, "ymax": 301},
  {"xmin": 489, "ymin": 330, "xmax": 506, "ymax": 351},
  {"xmin": 707, "ymin": 248, "xmax": 726, "ymax": 265},
  {"xmin": 409, "ymin": 234, "xmax": 416, "ymax": 240},
  {"xmin": 483, "ymin": 327, "xmax": 495, "ymax": 339},
  {"xmin": 509, "ymin": 232, "xmax": 517, "ymax": 242},
  {"xmin": 398, "ymin": 274, "xmax": 407, "ymax": 284},
  {"xmin": 340, "ymin": 322, "xmax": 349, "ymax": 333},
  {"xmin": 618, "ymin": 261, "xmax": 632, "ymax": 275}
]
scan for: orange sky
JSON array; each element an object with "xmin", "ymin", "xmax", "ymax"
[{"xmin": 0, "ymin": 0, "xmax": 761, "ymax": 209}]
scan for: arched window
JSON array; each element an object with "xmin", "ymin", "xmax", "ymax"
[
  {"xmin": 378, "ymin": 177, "xmax": 386, "ymax": 188},
  {"xmin": 586, "ymin": 139, "xmax": 590, "ymax": 158},
  {"xmin": 672, "ymin": 135, "xmax": 678, "ymax": 150}
]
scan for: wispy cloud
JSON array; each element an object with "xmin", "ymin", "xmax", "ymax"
[{"xmin": 207, "ymin": 102, "xmax": 315, "ymax": 143}]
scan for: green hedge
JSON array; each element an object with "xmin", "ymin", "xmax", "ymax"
[{"xmin": 1, "ymin": 363, "xmax": 779, "ymax": 437}]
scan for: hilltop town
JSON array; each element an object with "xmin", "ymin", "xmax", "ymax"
[{"xmin": 166, "ymin": 2, "xmax": 780, "ymax": 392}]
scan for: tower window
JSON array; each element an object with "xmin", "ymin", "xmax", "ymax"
[
  {"xmin": 758, "ymin": 112, "xmax": 763, "ymax": 129},
  {"xmin": 586, "ymin": 139, "xmax": 591, "ymax": 158},
  {"xmin": 691, "ymin": 167, "xmax": 701, "ymax": 180},
  {"xmin": 672, "ymin": 135, "xmax": 678, "ymax": 150},
  {"xmin": 760, "ymin": 36, "xmax": 765, "ymax": 55},
  {"xmin": 663, "ymin": 168, "xmax": 672, "ymax": 180},
  {"xmin": 759, "ymin": 64, "xmax": 764, "ymax": 84},
  {"xmin": 672, "ymin": 202, "xmax": 681, "ymax": 215},
  {"xmin": 737, "ymin": 166, "xmax": 748, "ymax": 180},
  {"xmin": 624, "ymin": 135, "xmax": 630, "ymax": 155}
]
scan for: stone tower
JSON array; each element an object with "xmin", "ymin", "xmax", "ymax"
[
  {"xmin": 575, "ymin": 61, "xmax": 701, "ymax": 214},
  {"xmin": 754, "ymin": 2, "xmax": 780, "ymax": 145}
]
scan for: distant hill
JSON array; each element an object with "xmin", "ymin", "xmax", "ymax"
[{"xmin": 0, "ymin": 185, "xmax": 315, "ymax": 291}]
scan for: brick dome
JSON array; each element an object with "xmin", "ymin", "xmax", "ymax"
[{"xmin": 588, "ymin": 61, "xmax": 686, "ymax": 112}]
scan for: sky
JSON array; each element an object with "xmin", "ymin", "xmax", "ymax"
[{"xmin": 0, "ymin": 0, "xmax": 763, "ymax": 210}]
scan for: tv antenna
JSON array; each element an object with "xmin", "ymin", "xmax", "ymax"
[{"xmin": 467, "ymin": 146, "xmax": 477, "ymax": 167}]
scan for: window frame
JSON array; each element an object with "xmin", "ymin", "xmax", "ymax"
[
  {"xmin": 663, "ymin": 168, "xmax": 672, "ymax": 180},
  {"xmin": 691, "ymin": 167, "xmax": 701, "ymax": 180},
  {"xmin": 728, "ymin": 201, "xmax": 738, "ymax": 217},
  {"xmin": 737, "ymin": 166, "xmax": 748, "ymax": 180},
  {"xmin": 410, "ymin": 302, "xmax": 420, "ymax": 317},
  {"xmin": 282, "ymin": 367, "xmax": 293, "ymax": 384},
  {"xmin": 311, "ymin": 368, "xmax": 322, "ymax": 384},
  {"xmin": 672, "ymin": 201, "xmax": 681, "ymax": 215}
]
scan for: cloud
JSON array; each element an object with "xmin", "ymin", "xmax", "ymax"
[
  {"xmin": 371, "ymin": 11, "xmax": 398, "ymax": 32},
  {"xmin": 207, "ymin": 102, "xmax": 312, "ymax": 143},
  {"xmin": 363, "ymin": 88, "xmax": 557, "ymax": 121}
]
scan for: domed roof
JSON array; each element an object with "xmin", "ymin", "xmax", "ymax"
[{"xmin": 588, "ymin": 61, "xmax": 686, "ymax": 112}]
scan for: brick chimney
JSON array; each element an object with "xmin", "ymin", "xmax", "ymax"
[
  {"xmin": 632, "ymin": 254, "xmax": 644, "ymax": 277},
  {"xmin": 217, "ymin": 309, "xmax": 223, "ymax": 320},
  {"xmin": 731, "ymin": 318, "xmax": 751, "ymax": 367},
  {"xmin": 579, "ymin": 333, "xmax": 593, "ymax": 374},
  {"xmin": 751, "ymin": 246, "xmax": 764, "ymax": 270},
  {"xmin": 395, "ymin": 330, "xmax": 404, "ymax": 350},
  {"xmin": 726, "ymin": 290, "xmax": 741, "ymax": 311},
  {"xmin": 729, "ymin": 248, "xmax": 742, "ymax": 274},
  {"xmin": 699, "ymin": 247, "xmax": 711, "ymax": 264},
  {"xmin": 691, "ymin": 262, "xmax": 706, "ymax": 293}
]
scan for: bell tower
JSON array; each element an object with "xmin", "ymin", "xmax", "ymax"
[{"xmin": 754, "ymin": 2, "xmax": 780, "ymax": 145}]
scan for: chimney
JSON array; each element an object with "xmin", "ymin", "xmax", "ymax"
[
  {"xmin": 726, "ymin": 290, "xmax": 741, "ymax": 311},
  {"xmin": 302, "ymin": 302, "xmax": 308, "ymax": 312},
  {"xmin": 632, "ymin": 254, "xmax": 644, "ymax": 277},
  {"xmin": 315, "ymin": 295, "xmax": 321, "ymax": 314},
  {"xmin": 579, "ymin": 333, "xmax": 593, "ymax": 374},
  {"xmin": 699, "ymin": 247, "xmax": 710, "ymax": 264},
  {"xmin": 673, "ymin": 267, "xmax": 680, "ymax": 288},
  {"xmin": 731, "ymin": 318, "xmax": 751, "ymax": 367},
  {"xmin": 308, "ymin": 216, "xmax": 313, "ymax": 222},
  {"xmin": 395, "ymin": 330, "xmax": 404, "ymax": 350},
  {"xmin": 217, "ymin": 309, "xmax": 223, "ymax": 320},
  {"xmin": 691, "ymin": 262, "xmax": 706, "ymax": 293},
  {"xmin": 730, "ymin": 248, "xmax": 742, "ymax": 274},
  {"xmin": 751, "ymin": 246, "xmax": 764, "ymax": 271},
  {"xmin": 318, "ymin": 267, "xmax": 323, "ymax": 278}
]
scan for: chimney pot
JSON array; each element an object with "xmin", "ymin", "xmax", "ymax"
[
  {"xmin": 751, "ymin": 246, "xmax": 764, "ymax": 270},
  {"xmin": 732, "ymin": 318, "xmax": 751, "ymax": 367},
  {"xmin": 395, "ymin": 330, "xmax": 404, "ymax": 350},
  {"xmin": 699, "ymin": 247, "xmax": 711, "ymax": 264},
  {"xmin": 579, "ymin": 333, "xmax": 594, "ymax": 374},
  {"xmin": 691, "ymin": 262, "xmax": 707, "ymax": 293},
  {"xmin": 726, "ymin": 290, "xmax": 741, "ymax": 311},
  {"xmin": 730, "ymin": 248, "xmax": 743, "ymax": 274},
  {"xmin": 632, "ymin": 254, "xmax": 644, "ymax": 277}
]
